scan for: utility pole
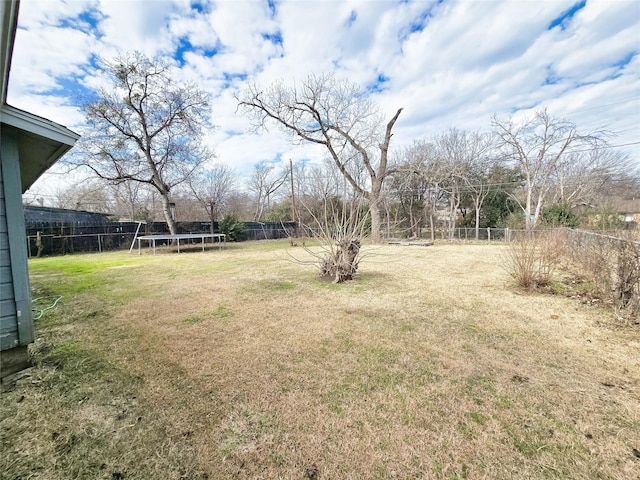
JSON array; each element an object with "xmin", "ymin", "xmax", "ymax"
[{"xmin": 289, "ymin": 158, "xmax": 297, "ymax": 225}]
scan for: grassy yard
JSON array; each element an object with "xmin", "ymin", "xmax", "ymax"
[{"xmin": 1, "ymin": 241, "xmax": 638, "ymax": 479}]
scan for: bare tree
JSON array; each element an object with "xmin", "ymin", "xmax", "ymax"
[
  {"xmin": 238, "ymin": 72, "xmax": 402, "ymax": 242},
  {"xmin": 110, "ymin": 179, "xmax": 147, "ymax": 221},
  {"xmin": 444, "ymin": 131, "xmax": 496, "ymax": 240},
  {"xmin": 389, "ymin": 142, "xmax": 435, "ymax": 238},
  {"xmin": 284, "ymin": 158, "xmax": 343, "ymax": 233},
  {"xmin": 435, "ymin": 130, "xmax": 469, "ymax": 238},
  {"xmin": 74, "ymin": 51, "xmax": 214, "ymax": 235},
  {"xmin": 187, "ymin": 164, "xmax": 236, "ymax": 233},
  {"xmin": 53, "ymin": 181, "xmax": 113, "ymax": 213},
  {"xmin": 249, "ymin": 161, "xmax": 289, "ymax": 221},
  {"xmin": 225, "ymin": 191, "xmax": 254, "ymax": 220},
  {"xmin": 492, "ymin": 108, "xmax": 604, "ymax": 229},
  {"xmin": 303, "ymin": 158, "xmax": 343, "ymax": 201},
  {"xmin": 394, "ymin": 140, "xmax": 452, "ymax": 241},
  {"xmin": 550, "ymin": 147, "xmax": 636, "ymax": 208}
]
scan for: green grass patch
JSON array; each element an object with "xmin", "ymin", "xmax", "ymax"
[
  {"xmin": 549, "ymin": 280, "xmax": 569, "ymax": 294},
  {"xmin": 212, "ymin": 304, "xmax": 233, "ymax": 319},
  {"xmin": 463, "ymin": 374, "xmax": 496, "ymax": 406},
  {"xmin": 183, "ymin": 316, "xmax": 203, "ymax": 324},
  {"xmin": 505, "ymin": 426, "xmax": 548, "ymax": 458},
  {"xmin": 261, "ymin": 280, "xmax": 296, "ymax": 291},
  {"xmin": 28, "ymin": 253, "xmax": 148, "ymax": 297},
  {"xmin": 466, "ymin": 411, "xmax": 489, "ymax": 425},
  {"xmin": 574, "ymin": 280, "xmax": 596, "ymax": 294}
]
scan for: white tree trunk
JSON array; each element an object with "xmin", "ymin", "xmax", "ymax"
[{"xmin": 160, "ymin": 193, "xmax": 178, "ymax": 235}]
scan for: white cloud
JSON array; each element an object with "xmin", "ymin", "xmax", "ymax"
[
  {"xmin": 96, "ymin": 0, "xmax": 178, "ymax": 56},
  {"xmin": 9, "ymin": 0, "xmax": 639, "ymax": 198}
]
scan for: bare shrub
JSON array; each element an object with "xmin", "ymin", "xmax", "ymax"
[
  {"xmin": 292, "ymin": 190, "xmax": 369, "ymax": 283},
  {"xmin": 537, "ymin": 228, "xmax": 567, "ymax": 285},
  {"xmin": 563, "ymin": 230, "xmax": 613, "ymax": 293},
  {"xmin": 562, "ymin": 229, "xmax": 640, "ymax": 316},
  {"xmin": 504, "ymin": 233, "xmax": 538, "ymax": 288},
  {"xmin": 614, "ymin": 233, "xmax": 640, "ymax": 312},
  {"xmin": 320, "ymin": 238, "xmax": 361, "ymax": 282},
  {"xmin": 504, "ymin": 229, "xmax": 566, "ymax": 288}
]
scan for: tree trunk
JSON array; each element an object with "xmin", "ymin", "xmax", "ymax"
[
  {"xmin": 533, "ymin": 193, "xmax": 545, "ymax": 229},
  {"xmin": 408, "ymin": 196, "xmax": 415, "ymax": 237},
  {"xmin": 36, "ymin": 231, "xmax": 43, "ymax": 257},
  {"xmin": 322, "ymin": 239, "xmax": 361, "ymax": 283},
  {"xmin": 209, "ymin": 205, "xmax": 215, "ymax": 235},
  {"xmin": 429, "ymin": 213, "xmax": 435, "ymax": 242},
  {"xmin": 524, "ymin": 176, "xmax": 535, "ymax": 229},
  {"xmin": 369, "ymin": 200, "xmax": 382, "ymax": 243},
  {"xmin": 448, "ymin": 193, "xmax": 460, "ymax": 240},
  {"xmin": 384, "ymin": 203, "xmax": 392, "ymax": 239},
  {"xmin": 474, "ymin": 197, "xmax": 481, "ymax": 241},
  {"xmin": 368, "ymin": 177, "xmax": 385, "ymax": 243},
  {"xmin": 160, "ymin": 192, "xmax": 178, "ymax": 235}
]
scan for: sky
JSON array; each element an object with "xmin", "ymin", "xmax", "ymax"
[{"xmin": 8, "ymin": 0, "xmax": 640, "ymax": 200}]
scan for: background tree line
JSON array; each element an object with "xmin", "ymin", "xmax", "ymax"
[{"xmin": 29, "ymin": 52, "xmax": 639, "ymax": 241}]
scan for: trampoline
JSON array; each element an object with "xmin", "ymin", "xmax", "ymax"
[{"xmin": 136, "ymin": 233, "xmax": 226, "ymax": 255}]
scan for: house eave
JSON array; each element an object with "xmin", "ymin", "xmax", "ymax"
[
  {"xmin": 1, "ymin": 104, "xmax": 80, "ymax": 191},
  {"xmin": 1, "ymin": 103, "xmax": 79, "ymax": 145},
  {"xmin": 0, "ymin": 0, "xmax": 19, "ymax": 104}
]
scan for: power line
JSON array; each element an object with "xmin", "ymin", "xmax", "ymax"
[
  {"xmin": 556, "ymin": 141, "xmax": 640, "ymax": 154},
  {"xmin": 564, "ymin": 97, "xmax": 640, "ymax": 115}
]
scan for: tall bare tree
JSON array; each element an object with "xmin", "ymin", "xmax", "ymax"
[
  {"xmin": 75, "ymin": 51, "xmax": 214, "ymax": 235},
  {"xmin": 390, "ymin": 141, "xmax": 436, "ymax": 239},
  {"xmin": 110, "ymin": 179, "xmax": 147, "ymax": 221},
  {"xmin": 187, "ymin": 164, "xmax": 236, "ymax": 233},
  {"xmin": 249, "ymin": 161, "xmax": 289, "ymax": 221},
  {"xmin": 492, "ymin": 108, "xmax": 604, "ymax": 229},
  {"xmin": 238, "ymin": 72, "xmax": 402, "ymax": 242},
  {"xmin": 439, "ymin": 130, "xmax": 495, "ymax": 240},
  {"xmin": 392, "ymin": 140, "xmax": 451, "ymax": 241},
  {"xmin": 53, "ymin": 181, "xmax": 113, "ymax": 213},
  {"xmin": 550, "ymin": 147, "xmax": 636, "ymax": 208}
]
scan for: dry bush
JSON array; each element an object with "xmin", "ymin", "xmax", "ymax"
[
  {"xmin": 537, "ymin": 228, "xmax": 567, "ymax": 284},
  {"xmin": 613, "ymin": 233, "xmax": 640, "ymax": 313},
  {"xmin": 504, "ymin": 229, "xmax": 565, "ymax": 288},
  {"xmin": 563, "ymin": 229, "xmax": 613, "ymax": 293},
  {"xmin": 319, "ymin": 237, "xmax": 361, "ymax": 281},
  {"xmin": 562, "ymin": 229, "xmax": 640, "ymax": 315},
  {"xmin": 504, "ymin": 233, "xmax": 538, "ymax": 288},
  {"xmin": 296, "ymin": 193, "xmax": 369, "ymax": 283}
]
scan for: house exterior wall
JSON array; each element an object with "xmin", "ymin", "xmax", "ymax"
[
  {"xmin": 0, "ymin": 125, "xmax": 34, "ymax": 377},
  {"xmin": 0, "ymin": 155, "xmax": 18, "ymax": 348},
  {"xmin": 1, "ymin": 0, "xmax": 79, "ymax": 377}
]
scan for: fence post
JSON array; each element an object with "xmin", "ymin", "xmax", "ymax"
[{"xmin": 487, "ymin": 227, "xmax": 491, "ymax": 242}]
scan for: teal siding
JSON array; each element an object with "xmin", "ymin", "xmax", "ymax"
[
  {"xmin": 0, "ymin": 159, "xmax": 19, "ymax": 350},
  {"xmin": 0, "ymin": 126, "xmax": 33, "ymax": 351}
]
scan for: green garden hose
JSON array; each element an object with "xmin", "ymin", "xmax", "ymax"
[{"xmin": 31, "ymin": 295, "xmax": 63, "ymax": 320}]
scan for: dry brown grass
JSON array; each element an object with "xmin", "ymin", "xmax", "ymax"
[{"xmin": 2, "ymin": 241, "xmax": 639, "ymax": 479}]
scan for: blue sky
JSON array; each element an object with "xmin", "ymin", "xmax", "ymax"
[{"xmin": 8, "ymin": 0, "xmax": 640, "ymax": 197}]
